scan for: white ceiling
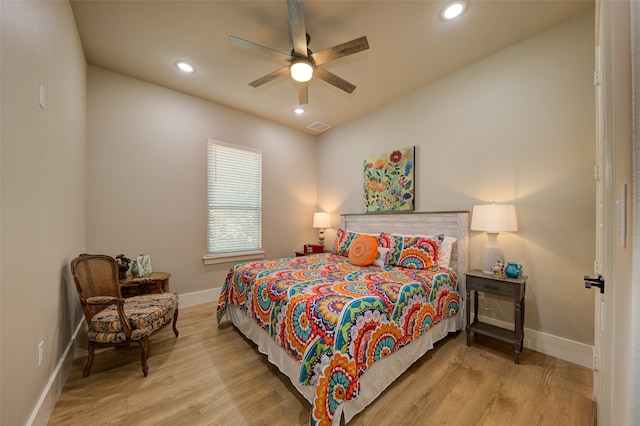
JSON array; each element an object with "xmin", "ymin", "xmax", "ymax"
[{"xmin": 70, "ymin": 0, "xmax": 594, "ymax": 135}]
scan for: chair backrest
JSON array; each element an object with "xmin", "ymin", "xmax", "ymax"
[{"xmin": 71, "ymin": 254, "xmax": 121, "ymax": 323}]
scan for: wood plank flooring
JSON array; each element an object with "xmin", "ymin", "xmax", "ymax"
[{"xmin": 48, "ymin": 302, "xmax": 596, "ymax": 425}]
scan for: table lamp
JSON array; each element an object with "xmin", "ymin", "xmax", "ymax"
[
  {"xmin": 470, "ymin": 203, "xmax": 518, "ymax": 274},
  {"xmin": 313, "ymin": 212, "xmax": 331, "ymax": 248}
]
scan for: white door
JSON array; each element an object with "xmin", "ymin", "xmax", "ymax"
[
  {"xmin": 592, "ymin": 18, "xmax": 603, "ymax": 418},
  {"xmin": 592, "ymin": 1, "xmax": 633, "ymax": 424}
]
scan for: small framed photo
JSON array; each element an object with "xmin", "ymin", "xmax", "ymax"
[{"xmin": 137, "ymin": 254, "xmax": 153, "ymax": 276}]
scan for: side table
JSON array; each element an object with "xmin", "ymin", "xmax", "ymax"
[
  {"xmin": 295, "ymin": 251, "xmax": 327, "ymax": 257},
  {"xmin": 465, "ymin": 269, "xmax": 527, "ymax": 364},
  {"xmin": 119, "ymin": 272, "xmax": 171, "ymax": 298}
]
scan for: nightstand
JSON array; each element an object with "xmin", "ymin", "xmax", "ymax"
[
  {"xmin": 119, "ymin": 272, "xmax": 171, "ymax": 298},
  {"xmin": 295, "ymin": 250, "xmax": 326, "ymax": 257},
  {"xmin": 465, "ymin": 269, "xmax": 527, "ymax": 364}
]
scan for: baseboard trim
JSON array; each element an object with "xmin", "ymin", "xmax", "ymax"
[
  {"xmin": 178, "ymin": 287, "xmax": 220, "ymax": 308},
  {"xmin": 27, "ymin": 319, "xmax": 84, "ymax": 426},
  {"xmin": 478, "ymin": 315, "xmax": 593, "ymax": 368}
]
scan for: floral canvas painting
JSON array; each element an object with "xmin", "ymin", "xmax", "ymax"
[{"xmin": 363, "ymin": 147, "xmax": 415, "ymax": 212}]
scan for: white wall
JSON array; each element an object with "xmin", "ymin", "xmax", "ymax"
[
  {"xmin": 318, "ymin": 11, "xmax": 596, "ymax": 351},
  {"xmin": 0, "ymin": 1, "xmax": 87, "ymax": 424},
  {"xmin": 86, "ymin": 67, "xmax": 318, "ymax": 300}
]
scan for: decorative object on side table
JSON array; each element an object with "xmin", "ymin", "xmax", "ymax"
[
  {"xmin": 492, "ymin": 260, "xmax": 506, "ymax": 279},
  {"xmin": 115, "ymin": 254, "xmax": 131, "ymax": 280},
  {"xmin": 137, "ymin": 254, "xmax": 153, "ymax": 276},
  {"xmin": 130, "ymin": 259, "xmax": 140, "ymax": 277},
  {"xmin": 470, "ymin": 202, "xmax": 518, "ymax": 274},
  {"xmin": 505, "ymin": 262, "xmax": 523, "ymax": 278},
  {"xmin": 304, "ymin": 243, "xmax": 325, "ymax": 254}
]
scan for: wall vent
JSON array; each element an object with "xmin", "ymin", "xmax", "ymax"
[{"xmin": 307, "ymin": 121, "xmax": 331, "ymax": 133}]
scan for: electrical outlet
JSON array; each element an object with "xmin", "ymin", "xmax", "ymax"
[{"xmin": 38, "ymin": 340, "xmax": 44, "ymax": 367}]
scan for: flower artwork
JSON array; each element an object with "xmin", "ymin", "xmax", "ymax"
[{"xmin": 363, "ymin": 147, "xmax": 415, "ymax": 212}]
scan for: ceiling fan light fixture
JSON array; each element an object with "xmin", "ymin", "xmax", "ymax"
[
  {"xmin": 290, "ymin": 59, "xmax": 313, "ymax": 82},
  {"xmin": 441, "ymin": 1, "xmax": 466, "ymax": 20}
]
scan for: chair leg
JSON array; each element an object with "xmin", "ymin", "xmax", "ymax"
[
  {"xmin": 83, "ymin": 341, "xmax": 95, "ymax": 377},
  {"xmin": 139, "ymin": 338, "xmax": 149, "ymax": 377},
  {"xmin": 172, "ymin": 308, "xmax": 179, "ymax": 337}
]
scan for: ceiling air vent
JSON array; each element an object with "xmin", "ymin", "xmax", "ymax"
[{"xmin": 307, "ymin": 121, "xmax": 331, "ymax": 133}]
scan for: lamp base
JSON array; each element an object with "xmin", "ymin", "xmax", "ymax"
[{"xmin": 480, "ymin": 233, "xmax": 505, "ymax": 274}]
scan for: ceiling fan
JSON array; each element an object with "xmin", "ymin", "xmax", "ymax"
[{"xmin": 229, "ymin": 0, "xmax": 370, "ymax": 105}]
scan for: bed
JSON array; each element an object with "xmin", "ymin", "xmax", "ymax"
[{"xmin": 216, "ymin": 211, "xmax": 469, "ymax": 425}]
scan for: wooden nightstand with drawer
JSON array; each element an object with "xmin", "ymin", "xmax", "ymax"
[
  {"xmin": 464, "ymin": 269, "xmax": 527, "ymax": 363},
  {"xmin": 295, "ymin": 250, "xmax": 327, "ymax": 257}
]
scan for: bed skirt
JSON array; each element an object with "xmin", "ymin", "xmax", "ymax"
[{"xmin": 226, "ymin": 305, "xmax": 462, "ymax": 425}]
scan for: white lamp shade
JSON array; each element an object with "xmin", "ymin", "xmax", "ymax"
[
  {"xmin": 313, "ymin": 212, "xmax": 331, "ymax": 229},
  {"xmin": 470, "ymin": 204, "xmax": 518, "ymax": 233}
]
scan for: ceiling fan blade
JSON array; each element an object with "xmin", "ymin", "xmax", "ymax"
[
  {"xmin": 287, "ymin": 0, "xmax": 308, "ymax": 57},
  {"xmin": 310, "ymin": 36, "xmax": 370, "ymax": 66},
  {"xmin": 249, "ymin": 66, "xmax": 290, "ymax": 88},
  {"xmin": 229, "ymin": 35, "xmax": 291, "ymax": 62},
  {"xmin": 314, "ymin": 67, "xmax": 356, "ymax": 94},
  {"xmin": 297, "ymin": 82, "xmax": 309, "ymax": 105}
]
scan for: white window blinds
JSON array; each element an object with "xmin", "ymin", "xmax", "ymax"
[{"xmin": 207, "ymin": 141, "xmax": 262, "ymax": 254}]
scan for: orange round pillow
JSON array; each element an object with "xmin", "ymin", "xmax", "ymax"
[{"xmin": 348, "ymin": 235, "xmax": 379, "ymax": 266}]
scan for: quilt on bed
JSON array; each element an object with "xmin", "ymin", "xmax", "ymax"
[{"xmin": 216, "ymin": 253, "xmax": 459, "ymax": 425}]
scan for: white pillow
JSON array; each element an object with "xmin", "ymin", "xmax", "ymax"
[
  {"xmin": 373, "ymin": 247, "xmax": 390, "ymax": 267},
  {"xmin": 438, "ymin": 236, "xmax": 457, "ymax": 268}
]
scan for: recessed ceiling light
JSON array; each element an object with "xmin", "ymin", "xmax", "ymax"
[
  {"xmin": 293, "ymin": 107, "xmax": 305, "ymax": 114},
  {"xmin": 441, "ymin": 1, "xmax": 466, "ymax": 21},
  {"xmin": 175, "ymin": 61, "xmax": 195, "ymax": 73}
]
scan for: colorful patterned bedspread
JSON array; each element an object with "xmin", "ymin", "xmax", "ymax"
[{"xmin": 216, "ymin": 253, "xmax": 459, "ymax": 426}]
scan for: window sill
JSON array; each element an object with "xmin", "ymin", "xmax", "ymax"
[{"xmin": 203, "ymin": 250, "xmax": 265, "ymax": 265}]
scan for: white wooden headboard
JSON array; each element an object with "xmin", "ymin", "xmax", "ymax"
[{"xmin": 341, "ymin": 211, "xmax": 470, "ymax": 288}]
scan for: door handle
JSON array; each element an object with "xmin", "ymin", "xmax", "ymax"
[{"xmin": 584, "ymin": 275, "xmax": 605, "ymax": 294}]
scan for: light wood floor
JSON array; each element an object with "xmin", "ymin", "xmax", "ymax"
[{"xmin": 49, "ymin": 302, "xmax": 596, "ymax": 425}]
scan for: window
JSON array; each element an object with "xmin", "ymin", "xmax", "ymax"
[{"xmin": 205, "ymin": 140, "xmax": 263, "ymax": 264}]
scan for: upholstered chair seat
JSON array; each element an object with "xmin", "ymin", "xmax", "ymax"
[{"xmin": 88, "ymin": 293, "xmax": 179, "ymax": 344}]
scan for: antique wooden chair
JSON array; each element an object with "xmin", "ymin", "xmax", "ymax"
[{"xmin": 70, "ymin": 253, "xmax": 179, "ymax": 377}]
